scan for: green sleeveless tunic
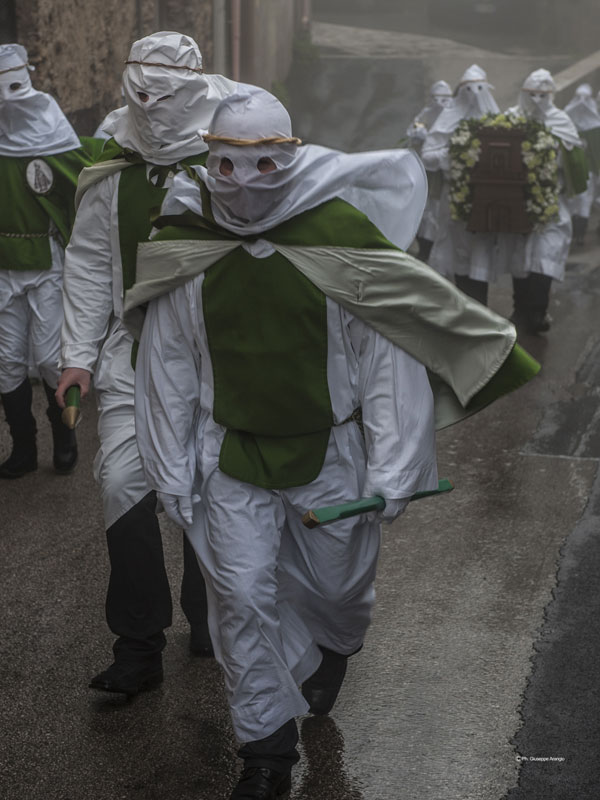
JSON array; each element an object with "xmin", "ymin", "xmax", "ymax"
[
  {"xmin": 0, "ymin": 138, "xmax": 100, "ymax": 271},
  {"xmin": 202, "ymin": 246, "xmax": 333, "ymax": 489}
]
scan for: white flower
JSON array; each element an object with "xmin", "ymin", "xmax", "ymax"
[{"xmin": 451, "ymin": 130, "xmax": 471, "ymax": 146}]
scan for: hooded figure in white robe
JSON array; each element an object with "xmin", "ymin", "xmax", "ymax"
[
  {"xmin": 0, "ymin": 43, "xmax": 92, "ymax": 480},
  {"xmin": 500, "ymin": 69, "xmax": 583, "ymax": 333},
  {"xmin": 128, "ymin": 86, "xmax": 539, "ymax": 799},
  {"xmin": 56, "ymin": 31, "xmax": 238, "ymax": 696},
  {"xmin": 406, "ymin": 80, "xmax": 453, "ymax": 259},
  {"xmin": 421, "ymin": 64, "xmax": 500, "ymax": 306}
]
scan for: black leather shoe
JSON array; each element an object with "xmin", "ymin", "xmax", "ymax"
[
  {"xmin": 48, "ymin": 417, "xmax": 78, "ymax": 474},
  {"xmin": 301, "ymin": 646, "xmax": 348, "ymax": 716},
  {"xmin": 0, "ymin": 444, "xmax": 37, "ymax": 479},
  {"xmin": 230, "ymin": 767, "xmax": 291, "ymax": 800},
  {"xmin": 529, "ymin": 311, "xmax": 551, "ymax": 333},
  {"xmin": 189, "ymin": 625, "xmax": 214, "ymax": 657},
  {"xmin": 510, "ymin": 310, "xmax": 551, "ymax": 336},
  {"xmin": 89, "ymin": 660, "xmax": 163, "ymax": 696}
]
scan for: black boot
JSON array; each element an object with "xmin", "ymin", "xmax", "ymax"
[
  {"xmin": 0, "ymin": 378, "xmax": 37, "ymax": 479},
  {"xmin": 511, "ymin": 274, "xmax": 552, "ymax": 334},
  {"xmin": 571, "ymin": 214, "xmax": 587, "ymax": 247},
  {"xmin": 301, "ymin": 646, "xmax": 348, "ymax": 716},
  {"xmin": 89, "ymin": 633, "xmax": 165, "ymax": 696},
  {"xmin": 416, "ymin": 236, "xmax": 434, "ymax": 262},
  {"xmin": 230, "ymin": 768, "xmax": 291, "ymax": 800},
  {"xmin": 528, "ymin": 272, "xmax": 553, "ymax": 333},
  {"xmin": 233, "ymin": 719, "xmax": 298, "ymax": 799},
  {"xmin": 43, "ymin": 380, "xmax": 77, "ymax": 474},
  {"xmin": 510, "ymin": 276, "xmax": 531, "ymax": 332}
]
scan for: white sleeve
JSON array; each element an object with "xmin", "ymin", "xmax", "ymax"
[
  {"xmin": 60, "ymin": 178, "xmax": 116, "ymax": 372},
  {"xmin": 420, "ymin": 129, "xmax": 451, "ymax": 174},
  {"xmin": 134, "ymin": 284, "xmax": 201, "ymax": 497},
  {"xmin": 357, "ymin": 321, "xmax": 438, "ymax": 501}
]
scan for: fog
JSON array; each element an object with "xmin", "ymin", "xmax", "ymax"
[{"xmin": 288, "ymin": 0, "xmax": 600, "ymax": 150}]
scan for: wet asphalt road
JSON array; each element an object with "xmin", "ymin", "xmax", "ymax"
[{"xmin": 3, "ymin": 20, "xmax": 600, "ymax": 800}]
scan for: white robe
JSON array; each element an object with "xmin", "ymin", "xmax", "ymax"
[
  {"xmin": 61, "ymin": 171, "xmax": 151, "ymax": 527},
  {"xmin": 134, "ymin": 276, "xmax": 438, "ymax": 741},
  {"xmin": 497, "ymin": 107, "xmax": 580, "ymax": 282}
]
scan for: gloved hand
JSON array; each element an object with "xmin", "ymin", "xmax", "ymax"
[
  {"xmin": 378, "ymin": 498, "xmax": 409, "ymax": 523},
  {"xmin": 408, "ymin": 124, "xmax": 427, "ymax": 142},
  {"xmin": 157, "ymin": 492, "xmax": 194, "ymax": 529},
  {"xmin": 364, "ymin": 496, "xmax": 409, "ymax": 524}
]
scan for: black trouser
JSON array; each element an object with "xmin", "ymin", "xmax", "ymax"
[
  {"xmin": 416, "ymin": 236, "xmax": 434, "ymax": 263},
  {"xmin": 512, "ymin": 273, "xmax": 552, "ymax": 318},
  {"xmin": 105, "ymin": 490, "xmax": 208, "ymax": 659},
  {"xmin": 238, "ymin": 718, "xmax": 300, "ymax": 774},
  {"xmin": 454, "ymin": 274, "xmax": 489, "ymax": 306},
  {"xmin": 1, "ymin": 378, "xmax": 36, "ymax": 449}
]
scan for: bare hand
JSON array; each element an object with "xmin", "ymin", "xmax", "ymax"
[{"xmin": 55, "ymin": 367, "xmax": 92, "ymax": 409}]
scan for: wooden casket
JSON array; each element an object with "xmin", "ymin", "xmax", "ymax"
[{"xmin": 467, "ymin": 128, "xmax": 533, "ymax": 234}]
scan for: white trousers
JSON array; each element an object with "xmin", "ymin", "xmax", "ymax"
[
  {"xmin": 186, "ymin": 420, "xmax": 382, "ymax": 742},
  {"xmin": 0, "ymin": 253, "xmax": 63, "ymax": 393},
  {"xmin": 93, "ymin": 320, "xmax": 150, "ymax": 528}
]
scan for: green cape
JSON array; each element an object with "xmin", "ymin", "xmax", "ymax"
[{"xmin": 124, "ymin": 197, "xmax": 540, "ymax": 430}]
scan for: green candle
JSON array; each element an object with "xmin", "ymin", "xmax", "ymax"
[{"xmin": 61, "ymin": 385, "xmax": 81, "ymax": 430}]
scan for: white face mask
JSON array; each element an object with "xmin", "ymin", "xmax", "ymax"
[
  {"xmin": 433, "ymin": 94, "xmax": 453, "ymax": 109},
  {"xmin": 520, "ymin": 90, "xmax": 555, "ymax": 121},
  {"xmin": 123, "ymin": 67, "xmax": 209, "ymax": 152},
  {"xmin": 0, "ymin": 65, "xmax": 34, "ymax": 103},
  {"xmin": 457, "ymin": 81, "xmax": 499, "ymax": 117},
  {"xmin": 207, "ymin": 141, "xmax": 297, "ymax": 224},
  {"xmin": 204, "ymin": 89, "xmax": 300, "ymax": 225},
  {"xmin": 520, "ymin": 69, "xmax": 557, "ymax": 121}
]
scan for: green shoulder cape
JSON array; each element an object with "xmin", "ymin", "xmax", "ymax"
[{"xmin": 124, "ymin": 196, "xmax": 540, "ymax": 430}]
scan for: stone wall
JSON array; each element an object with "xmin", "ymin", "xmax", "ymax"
[
  {"xmin": 3, "ymin": 0, "xmax": 306, "ymax": 135},
  {"xmin": 7, "ymin": 0, "xmax": 213, "ymax": 135},
  {"xmin": 159, "ymin": 0, "xmax": 213, "ymax": 67},
  {"xmin": 240, "ymin": 0, "xmax": 298, "ymax": 90}
]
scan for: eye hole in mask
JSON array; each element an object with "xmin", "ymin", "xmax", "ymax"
[
  {"xmin": 219, "ymin": 157, "xmax": 234, "ymax": 176},
  {"xmin": 137, "ymin": 91, "xmax": 150, "ymax": 103},
  {"xmin": 157, "ymin": 94, "xmax": 173, "ymax": 102},
  {"xmin": 257, "ymin": 157, "xmax": 276, "ymax": 174},
  {"xmin": 9, "ymin": 83, "xmax": 22, "ymax": 91}
]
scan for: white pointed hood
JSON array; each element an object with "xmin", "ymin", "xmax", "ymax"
[
  {"xmin": 0, "ymin": 43, "xmax": 80, "ymax": 157},
  {"xmin": 102, "ymin": 31, "xmax": 238, "ymax": 165},
  {"xmin": 514, "ymin": 69, "xmax": 582, "ymax": 147},
  {"xmin": 427, "ymin": 64, "xmax": 499, "ymax": 136},
  {"xmin": 409, "ymin": 80, "xmax": 454, "ymax": 133},
  {"xmin": 564, "ymin": 83, "xmax": 600, "ymax": 132}
]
